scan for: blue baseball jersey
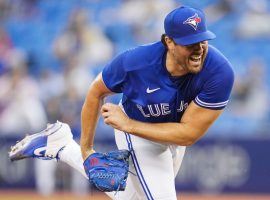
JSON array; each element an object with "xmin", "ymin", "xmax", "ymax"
[{"xmin": 102, "ymin": 42, "xmax": 234, "ymax": 123}]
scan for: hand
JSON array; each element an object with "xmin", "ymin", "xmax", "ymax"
[{"xmin": 101, "ymin": 103, "xmax": 132, "ymax": 132}]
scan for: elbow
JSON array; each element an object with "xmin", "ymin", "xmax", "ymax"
[
  {"xmin": 184, "ymin": 138, "xmax": 198, "ymax": 146},
  {"xmin": 174, "ymin": 133, "xmax": 201, "ymax": 147},
  {"xmin": 175, "ymin": 139, "xmax": 197, "ymax": 146},
  {"xmin": 171, "ymin": 123, "xmax": 207, "ymax": 147}
]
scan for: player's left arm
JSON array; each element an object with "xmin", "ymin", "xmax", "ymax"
[
  {"xmin": 101, "ymin": 59, "xmax": 234, "ymax": 146},
  {"xmin": 101, "ymin": 101, "xmax": 222, "ymax": 146}
]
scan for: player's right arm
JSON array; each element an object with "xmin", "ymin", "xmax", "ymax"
[
  {"xmin": 80, "ymin": 73, "xmax": 113, "ymax": 160},
  {"xmin": 80, "ymin": 51, "xmax": 127, "ymax": 160}
]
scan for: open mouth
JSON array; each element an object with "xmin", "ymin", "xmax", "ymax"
[{"xmin": 189, "ymin": 55, "xmax": 202, "ymax": 64}]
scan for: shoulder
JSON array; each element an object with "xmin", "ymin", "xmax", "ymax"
[
  {"xmin": 202, "ymin": 45, "xmax": 234, "ymax": 79},
  {"xmin": 193, "ymin": 46, "xmax": 235, "ymax": 109},
  {"xmin": 120, "ymin": 42, "xmax": 166, "ymax": 71}
]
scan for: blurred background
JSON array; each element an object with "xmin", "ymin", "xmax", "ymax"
[{"xmin": 0, "ymin": 0, "xmax": 269, "ymax": 199}]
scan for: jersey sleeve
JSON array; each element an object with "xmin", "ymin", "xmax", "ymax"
[
  {"xmin": 194, "ymin": 62, "xmax": 234, "ymax": 110},
  {"xmin": 102, "ymin": 52, "xmax": 127, "ymax": 93}
]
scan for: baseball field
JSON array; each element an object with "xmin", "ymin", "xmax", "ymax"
[{"xmin": 0, "ymin": 191, "xmax": 269, "ymax": 200}]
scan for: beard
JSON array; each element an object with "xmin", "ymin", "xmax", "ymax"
[{"xmin": 180, "ymin": 47, "xmax": 208, "ymax": 74}]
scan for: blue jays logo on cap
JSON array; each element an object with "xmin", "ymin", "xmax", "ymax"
[{"xmin": 183, "ymin": 13, "xmax": 201, "ymax": 30}]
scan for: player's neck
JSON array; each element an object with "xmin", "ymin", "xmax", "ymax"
[{"xmin": 165, "ymin": 52, "xmax": 188, "ymax": 76}]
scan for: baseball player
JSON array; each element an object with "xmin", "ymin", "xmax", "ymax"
[{"xmin": 9, "ymin": 6, "xmax": 234, "ymax": 200}]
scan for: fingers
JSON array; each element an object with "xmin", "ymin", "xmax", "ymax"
[
  {"xmin": 101, "ymin": 104, "xmax": 108, "ymax": 113},
  {"xmin": 101, "ymin": 103, "xmax": 111, "ymax": 117},
  {"xmin": 100, "ymin": 103, "xmax": 125, "ymax": 130},
  {"xmin": 101, "ymin": 110, "xmax": 110, "ymax": 119},
  {"xmin": 101, "ymin": 103, "xmax": 114, "ymax": 113},
  {"xmin": 103, "ymin": 117, "xmax": 111, "ymax": 126},
  {"xmin": 101, "ymin": 103, "xmax": 115, "ymax": 123},
  {"xmin": 103, "ymin": 113, "xmax": 115, "ymax": 127},
  {"xmin": 101, "ymin": 103, "xmax": 120, "ymax": 114}
]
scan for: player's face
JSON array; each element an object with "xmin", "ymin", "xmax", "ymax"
[{"xmin": 169, "ymin": 40, "xmax": 208, "ymax": 74}]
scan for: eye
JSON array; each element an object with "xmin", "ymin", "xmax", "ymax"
[
  {"xmin": 185, "ymin": 43, "xmax": 199, "ymax": 49},
  {"xmin": 185, "ymin": 44, "xmax": 195, "ymax": 48},
  {"xmin": 186, "ymin": 41, "xmax": 207, "ymax": 50}
]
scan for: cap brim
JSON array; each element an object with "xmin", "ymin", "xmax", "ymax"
[{"xmin": 173, "ymin": 30, "xmax": 216, "ymax": 46}]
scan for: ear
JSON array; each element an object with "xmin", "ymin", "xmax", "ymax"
[{"xmin": 165, "ymin": 36, "xmax": 175, "ymax": 50}]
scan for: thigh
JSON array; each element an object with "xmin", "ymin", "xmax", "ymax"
[
  {"xmin": 169, "ymin": 145, "xmax": 186, "ymax": 177},
  {"xmin": 114, "ymin": 129, "xmax": 177, "ymax": 200},
  {"xmin": 107, "ymin": 165, "xmax": 145, "ymax": 200}
]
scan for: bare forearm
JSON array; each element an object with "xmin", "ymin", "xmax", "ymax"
[
  {"xmin": 122, "ymin": 103, "xmax": 221, "ymax": 146},
  {"xmin": 101, "ymin": 100, "xmax": 221, "ymax": 147},
  {"xmin": 80, "ymin": 95, "xmax": 103, "ymax": 158},
  {"xmin": 80, "ymin": 73, "xmax": 113, "ymax": 159},
  {"xmin": 101, "ymin": 103, "xmax": 207, "ymax": 146},
  {"xmin": 127, "ymin": 120, "xmax": 200, "ymax": 146}
]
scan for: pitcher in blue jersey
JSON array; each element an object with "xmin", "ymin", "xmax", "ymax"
[
  {"xmin": 9, "ymin": 6, "xmax": 234, "ymax": 200},
  {"xmin": 85, "ymin": 5, "xmax": 234, "ymax": 199}
]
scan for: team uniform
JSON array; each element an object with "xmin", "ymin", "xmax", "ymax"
[{"xmin": 101, "ymin": 42, "xmax": 234, "ymax": 199}]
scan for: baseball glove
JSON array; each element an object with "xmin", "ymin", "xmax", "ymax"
[{"xmin": 83, "ymin": 149, "xmax": 131, "ymax": 192}]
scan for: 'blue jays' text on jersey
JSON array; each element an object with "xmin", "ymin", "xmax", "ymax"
[{"xmin": 102, "ymin": 42, "xmax": 234, "ymax": 123}]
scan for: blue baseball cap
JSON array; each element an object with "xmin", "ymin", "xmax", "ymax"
[{"xmin": 164, "ymin": 6, "xmax": 216, "ymax": 45}]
